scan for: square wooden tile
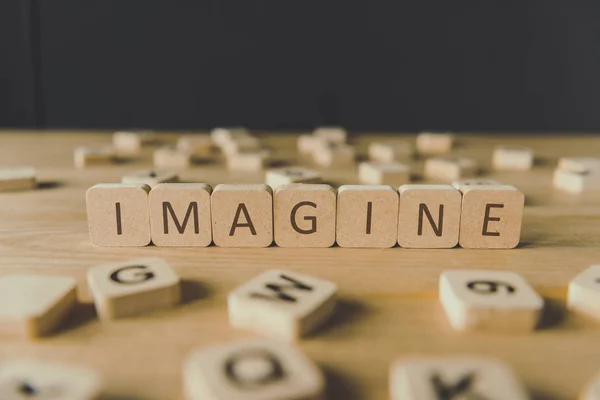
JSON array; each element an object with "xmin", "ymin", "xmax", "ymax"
[
  {"xmin": 553, "ymin": 168, "xmax": 600, "ymax": 193},
  {"xmin": 390, "ymin": 356, "xmax": 528, "ymax": 400},
  {"xmin": 211, "ymin": 184, "xmax": 273, "ymax": 247},
  {"xmin": 0, "ymin": 359, "xmax": 101, "ymax": 400},
  {"xmin": 297, "ymin": 134, "xmax": 321, "ymax": 155},
  {"xmin": 368, "ymin": 140, "xmax": 413, "ymax": 163},
  {"xmin": 458, "ymin": 185, "xmax": 524, "ymax": 249},
  {"xmin": 398, "ymin": 185, "xmax": 461, "ymax": 248},
  {"xmin": 336, "ymin": 185, "xmax": 398, "ymax": 248},
  {"xmin": 184, "ymin": 339, "xmax": 324, "ymax": 400},
  {"xmin": 416, "ymin": 132, "xmax": 454, "ymax": 155},
  {"xmin": 313, "ymin": 126, "xmax": 347, "ymax": 143},
  {"xmin": 86, "ymin": 183, "xmax": 151, "ymax": 247},
  {"xmin": 87, "ymin": 257, "xmax": 180, "ymax": 320},
  {"xmin": 358, "ymin": 162, "xmax": 410, "ymax": 186},
  {"xmin": 424, "ymin": 156, "xmax": 478, "ymax": 181},
  {"xmin": 149, "ymin": 183, "xmax": 212, "ymax": 247},
  {"xmin": 568, "ymin": 265, "xmax": 600, "ymax": 320},
  {"xmin": 313, "ymin": 143, "xmax": 355, "ymax": 167},
  {"xmin": 113, "ymin": 130, "xmax": 155, "ymax": 154},
  {"xmin": 210, "ymin": 126, "xmax": 251, "ymax": 147},
  {"xmin": 493, "ymin": 146, "xmax": 534, "ymax": 170},
  {"xmin": 153, "ymin": 146, "xmax": 191, "ymax": 169},
  {"xmin": 121, "ymin": 170, "xmax": 178, "ymax": 187},
  {"xmin": 0, "ymin": 275, "xmax": 77, "ymax": 338},
  {"xmin": 177, "ymin": 134, "xmax": 214, "ymax": 157},
  {"xmin": 274, "ymin": 184, "xmax": 336, "ymax": 248},
  {"xmin": 558, "ymin": 156, "xmax": 600, "ymax": 173},
  {"xmin": 266, "ymin": 167, "xmax": 321, "ymax": 189},
  {"xmin": 439, "ymin": 270, "xmax": 543, "ymax": 333},
  {"xmin": 228, "ymin": 269, "xmax": 337, "ymax": 341},
  {"xmin": 226, "ymin": 150, "xmax": 269, "ymax": 172},
  {"xmin": 221, "ymin": 136, "xmax": 261, "ymax": 157},
  {"xmin": 73, "ymin": 146, "xmax": 115, "ymax": 168},
  {"xmin": 0, "ymin": 166, "xmax": 36, "ymax": 192}
]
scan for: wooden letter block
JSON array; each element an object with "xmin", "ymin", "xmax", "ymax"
[
  {"xmin": 390, "ymin": 356, "xmax": 529, "ymax": 400},
  {"xmin": 568, "ymin": 265, "xmax": 600, "ymax": 320},
  {"xmin": 313, "ymin": 143, "xmax": 355, "ymax": 167},
  {"xmin": 221, "ymin": 136, "xmax": 261, "ymax": 157},
  {"xmin": 184, "ymin": 339, "xmax": 324, "ymax": 400},
  {"xmin": 73, "ymin": 146, "xmax": 115, "ymax": 168},
  {"xmin": 274, "ymin": 184, "xmax": 336, "ymax": 248},
  {"xmin": 0, "ymin": 359, "xmax": 101, "ymax": 400},
  {"xmin": 0, "ymin": 166, "xmax": 36, "ymax": 192},
  {"xmin": 358, "ymin": 162, "xmax": 410, "ymax": 186},
  {"xmin": 416, "ymin": 131, "xmax": 454, "ymax": 155},
  {"xmin": 121, "ymin": 170, "xmax": 178, "ymax": 187},
  {"xmin": 424, "ymin": 156, "xmax": 478, "ymax": 181},
  {"xmin": 211, "ymin": 184, "xmax": 273, "ymax": 248},
  {"xmin": 153, "ymin": 146, "xmax": 191, "ymax": 169},
  {"xmin": 553, "ymin": 168, "xmax": 600, "ymax": 193},
  {"xmin": 149, "ymin": 183, "xmax": 212, "ymax": 247},
  {"xmin": 226, "ymin": 150, "xmax": 269, "ymax": 172},
  {"xmin": 113, "ymin": 130, "xmax": 155, "ymax": 154},
  {"xmin": 228, "ymin": 270, "xmax": 337, "ymax": 341},
  {"xmin": 439, "ymin": 270, "xmax": 543, "ymax": 333},
  {"xmin": 493, "ymin": 146, "xmax": 534, "ymax": 170},
  {"xmin": 459, "ymin": 185, "xmax": 524, "ymax": 249},
  {"xmin": 398, "ymin": 185, "xmax": 461, "ymax": 248},
  {"xmin": 336, "ymin": 185, "xmax": 398, "ymax": 248},
  {"xmin": 86, "ymin": 183, "xmax": 151, "ymax": 247},
  {"xmin": 451, "ymin": 178, "xmax": 501, "ymax": 191},
  {"xmin": 210, "ymin": 126, "xmax": 251, "ymax": 147},
  {"xmin": 297, "ymin": 134, "xmax": 321, "ymax": 155},
  {"xmin": 313, "ymin": 126, "xmax": 347, "ymax": 143},
  {"xmin": 0, "ymin": 275, "xmax": 77, "ymax": 338},
  {"xmin": 87, "ymin": 257, "xmax": 180, "ymax": 320},
  {"xmin": 177, "ymin": 134, "xmax": 214, "ymax": 157},
  {"xmin": 265, "ymin": 166, "xmax": 321, "ymax": 189},
  {"xmin": 368, "ymin": 140, "xmax": 413, "ymax": 163},
  {"xmin": 558, "ymin": 156, "xmax": 600, "ymax": 173}
]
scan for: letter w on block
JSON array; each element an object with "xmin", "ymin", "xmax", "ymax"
[{"xmin": 228, "ymin": 270, "xmax": 338, "ymax": 341}]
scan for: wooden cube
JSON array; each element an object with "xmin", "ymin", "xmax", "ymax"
[
  {"xmin": 0, "ymin": 166, "xmax": 36, "ymax": 192},
  {"xmin": 177, "ymin": 134, "xmax": 214, "ymax": 157},
  {"xmin": 211, "ymin": 184, "xmax": 273, "ymax": 247},
  {"xmin": 458, "ymin": 185, "xmax": 524, "ymax": 249},
  {"xmin": 153, "ymin": 146, "xmax": 191, "ymax": 169},
  {"xmin": 313, "ymin": 143, "xmax": 355, "ymax": 167},
  {"xmin": 274, "ymin": 184, "xmax": 336, "ymax": 248},
  {"xmin": 390, "ymin": 356, "xmax": 528, "ymax": 400},
  {"xmin": 220, "ymin": 136, "xmax": 261, "ymax": 157},
  {"xmin": 358, "ymin": 162, "xmax": 410, "ymax": 186},
  {"xmin": 87, "ymin": 257, "xmax": 180, "ymax": 320},
  {"xmin": 368, "ymin": 140, "xmax": 413, "ymax": 163},
  {"xmin": 558, "ymin": 156, "xmax": 600, "ymax": 173},
  {"xmin": 568, "ymin": 265, "xmax": 600, "ymax": 320},
  {"xmin": 313, "ymin": 126, "xmax": 347, "ymax": 143},
  {"xmin": 297, "ymin": 134, "xmax": 321, "ymax": 155},
  {"xmin": 493, "ymin": 146, "xmax": 534, "ymax": 170},
  {"xmin": 0, "ymin": 275, "xmax": 77, "ymax": 338},
  {"xmin": 397, "ymin": 185, "xmax": 461, "ymax": 248},
  {"xmin": 184, "ymin": 339, "xmax": 324, "ymax": 400},
  {"xmin": 228, "ymin": 269, "xmax": 337, "ymax": 340},
  {"xmin": 226, "ymin": 150, "xmax": 269, "ymax": 172},
  {"xmin": 416, "ymin": 132, "xmax": 453, "ymax": 155},
  {"xmin": 86, "ymin": 183, "xmax": 151, "ymax": 247},
  {"xmin": 0, "ymin": 359, "xmax": 101, "ymax": 399},
  {"xmin": 121, "ymin": 170, "xmax": 178, "ymax": 187},
  {"xmin": 439, "ymin": 270, "xmax": 543, "ymax": 333},
  {"xmin": 113, "ymin": 130, "xmax": 155, "ymax": 154},
  {"xmin": 210, "ymin": 126, "xmax": 251, "ymax": 147},
  {"xmin": 553, "ymin": 168, "xmax": 600, "ymax": 193},
  {"xmin": 149, "ymin": 183, "xmax": 212, "ymax": 247},
  {"xmin": 424, "ymin": 156, "xmax": 478, "ymax": 181},
  {"xmin": 265, "ymin": 166, "xmax": 321, "ymax": 189},
  {"xmin": 73, "ymin": 146, "xmax": 115, "ymax": 168},
  {"xmin": 336, "ymin": 185, "xmax": 398, "ymax": 248},
  {"xmin": 451, "ymin": 178, "xmax": 501, "ymax": 191}
]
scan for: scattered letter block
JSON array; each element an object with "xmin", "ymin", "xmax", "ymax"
[
  {"xmin": 228, "ymin": 269, "xmax": 337, "ymax": 340},
  {"xmin": 424, "ymin": 156, "xmax": 477, "ymax": 181},
  {"xmin": 121, "ymin": 170, "xmax": 178, "ymax": 187},
  {"xmin": 149, "ymin": 183, "xmax": 212, "ymax": 247},
  {"xmin": 113, "ymin": 130, "xmax": 155, "ymax": 154},
  {"xmin": 313, "ymin": 143, "xmax": 355, "ymax": 167},
  {"xmin": 297, "ymin": 134, "xmax": 321, "ymax": 155},
  {"xmin": 568, "ymin": 265, "xmax": 600, "ymax": 320},
  {"xmin": 397, "ymin": 185, "xmax": 461, "ymax": 248},
  {"xmin": 336, "ymin": 185, "xmax": 398, "ymax": 248},
  {"xmin": 274, "ymin": 184, "xmax": 336, "ymax": 248},
  {"xmin": 184, "ymin": 339, "xmax": 324, "ymax": 400},
  {"xmin": 266, "ymin": 166, "xmax": 321, "ymax": 189},
  {"xmin": 0, "ymin": 275, "xmax": 77, "ymax": 338},
  {"xmin": 0, "ymin": 166, "xmax": 36, "ymax": 192},
  {"xmin": 221, "ymin": 136, "xmax": 261, "ymax": 157},
  {"xmin": 0, "ymin": 359, "xmax": 101, "ymax": 400},
  {"xmin": 458, "ymin": 185, "xmax": 524, "ymax": 249},
  {"xmin": 87, "ymin": 257, "xmax": 180, "ymax": 320},
  {"xmin": 439, "ymin": 270, "xmax": 543, "ymax": 333},
  {"xmin": 177, "ymin": 134, "xmax": 214, "ymax": 157},
  {"xmin": 86, "ymin": 183, "xmax": 151, "ymax": 247},
  {"xmin": 226, "ymin": 150, "xmax": 269, "ymax": 172},
  {"xmin": 153, "ymin": 146, "xmax": 191, "ymax": 169},
  {"xmin": 493, "ymin": 146, "xmax": 534, "ymax": 170},
  {"xmin": 553, "ymin": 168, "xmax": 600, "ymax": 193},
  {"xmin": 211, "ymin": 184, "xmax": 273, "ymax": 247},
  {"xmin": 313, "ymin": 126, "xmax": 347, "ymax": 143},
  {"xmin": 73, "ymin": 146, "xmax": 115, "ymax": 168},
  {"xmin": 210, "ymin": 126, "xmax": 251, "ymax": 147},
  {"xmin": 358, "ymin": 162, "xmax": 410, "ymax": 186},
  {"xmin": 416, "ymin": 132, "xmax": 454, "ymax": 155},
  {"xmin": 558, "ymin": 156, "xmax": 600, "ymax": 173},
  {"xmin": 390, "ymin": 356, "xmax": 529, "ymax": 400},
  {"xmin": 368, "ymin": 140, "xmax": 413, "ymax": 163}
]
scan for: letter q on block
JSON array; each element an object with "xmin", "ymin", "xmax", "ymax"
[{"xmin": 458, "ymin": 185, "xmax": 524, "ymax": 249}]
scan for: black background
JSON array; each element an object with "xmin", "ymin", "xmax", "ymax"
[{"xmin": 3, "ymin": 1, "xmax": 600, "ymax": 131}]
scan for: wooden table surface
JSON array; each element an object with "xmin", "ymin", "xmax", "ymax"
[{"xmin": 1, "ymin": 131, "xmax": 600, "ymax": 400}]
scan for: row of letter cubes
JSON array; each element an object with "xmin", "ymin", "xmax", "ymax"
[{"xmin": 86, "ymin": 182, "xmax": 524, "ymax": 248}]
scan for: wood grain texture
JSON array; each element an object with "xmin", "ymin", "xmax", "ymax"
[{"xmin": 1, "ymin": 131, "xmax": 600, "ymax": 399}]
